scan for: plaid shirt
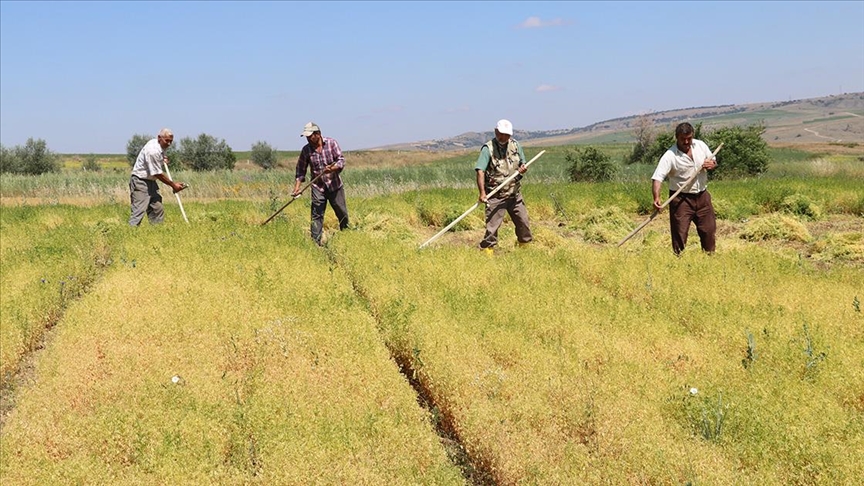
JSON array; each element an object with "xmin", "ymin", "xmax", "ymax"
[{"xmin": 295, "ymin": 137, "xmax": 345, "ymax": 192}]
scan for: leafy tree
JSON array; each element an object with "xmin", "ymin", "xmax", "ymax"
[
  {"xmin": 628, "ymin": 122, "xmax": 768, "ymax": 178},
  {"xmin": 126, "ymin": 133, "xmax": 153, "ymax": 166},
  {"xmin": 8, "ymin": 138, "xmax": 61, "ymax": 175},
  {"xmin": 567, "ymin": 146, "xmax": 619, "ymax": 182},
  {"xmin": 703, "ymin": 124, "xmax": 769, "ymax": 178},
  {"xmin": 626, "ymin": 113, "xmax": 656, "ymax": 165},
  {"xmin": 177, "ymin": 133, "xmax": 236, "ymax": 171},
  {"xmin": 634, "ymin": 123, "xmax": 704, "ymax": 166},
  {"xmin": 250, "ymin": 140, "xmax": 278, "ymax": 170},
  {"xmin": 0, "ymin": 144, "xmax": 21, "ymax": 174}
]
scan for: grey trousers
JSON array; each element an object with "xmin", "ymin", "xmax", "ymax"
[
  {"xmin": 479, "ymin": 193, "xmax": 532, "ymax": 249},
  {"xmin": 310, "ymin": 185, "xmax": 349, "ymax": 245},
  {"xmin": 129, "ymin": 175, "xmax": 164, "ymax": 226}
]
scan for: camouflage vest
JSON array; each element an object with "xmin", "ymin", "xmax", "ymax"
[{"xmin": 483, "ymin": 139, "xmax": 522, "ymax": 198}]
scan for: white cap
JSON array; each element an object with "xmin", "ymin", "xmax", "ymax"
[
  {"xmin": 300, "ymin": 122, "xmax": 321, "ymax": 137},
  {"xmin": 495, "ymin": 119, "xmax": 513, "ymax": 136}
]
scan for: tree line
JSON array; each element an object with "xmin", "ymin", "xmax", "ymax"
[
  {"xmin": 1, "ymin": 133, "xmax": 280, "ymax": 175},
  {"xmin": 3, "ymin": 123, "xmax": 768, "ymax": 179}
]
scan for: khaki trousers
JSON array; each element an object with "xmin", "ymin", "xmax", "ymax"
[
  {"xmin": 478, "ymin": 193, "xmax": 532, "ymax": 249},
  {"xmin": 129, "ymin": 175, "xmax": 164, "ymax": 226}
]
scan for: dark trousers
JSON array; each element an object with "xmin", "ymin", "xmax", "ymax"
[
  {"xmin": 310, "ymin": 185, "xmax": 349, "ymax": 245},
  {"xmin": 668, "ymin": 190, "xmax": 716, "ymax": 254},
  {"xmin": 129, "ymin": 175, "xmax": 163, "ymax": 226},
  {"xmin": 479, "ymin": 193, "xmax": 532, "ymax": 249}
]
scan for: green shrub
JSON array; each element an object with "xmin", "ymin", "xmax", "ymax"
[
  {"xmin": 126, "ymin": 133, "xmax": 180, "ymax": 169},
  {"xmin": 250, "ymin": 141, "xmax": 278, "ymax": 170},
  {"xmin": 81, "ymin": 154, "xmax": 101, "ymax": 172},
  {"xmin": 629, "ymin": 122, "xmax": 769, "ymax": 179},
  {"xmin": 567, "ymin": 146, "xmax": 619, "ymax": 182},
  {"xmin": 1, "ymin": 138, "xmax": 60, "ymax": 175},
  {"xmin": 629, "ymin": 121, "xmax": 695, "ymax": 166},
  {"xmin": 178, "ymin": 133, "xmax": 236, "ymax": 171},
  {"xmin": 703, "ymin": 124, "xmax": 770, "ymax": 178},
  {"xmin": 625, "ymin": 115, "xmax": 657, "ymax": 165},
  {"xmin": 125, "ymin": 134, "xmax": 152, "ymax": 166},
  {"xmin": 0, "ymin": 143, "xmax": 20, "ymax": 174}
]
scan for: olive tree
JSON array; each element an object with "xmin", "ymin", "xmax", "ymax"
[
  {"xmin": 0, "ymin": 144, "xmax": 20, "ymax": 174},
  {"xmin": 3, "ymin": 138, "xmax": 61, "ymax": 175},
  {"xmin": 250, "ymin": 141, "xmax": 278, "ymax": 170},
  {"xmin": 126, "ymin": 133, "xmax": 180, "ymax": 168},
  {"xmin": 126, "ymin": 133, "xmax": 152, "ymax": 166},
  {"xmin": 177, "ymin": 133, "xmax": 236, "ymax": 171}
]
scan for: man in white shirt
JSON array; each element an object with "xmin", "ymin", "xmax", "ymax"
[
  {"xmin": 651, "ymin": 122, "xmax": 718, "ymax": 254},
  {"xmin": 129, "ymin": 128, "xmax": 187, "ymax": 226}
]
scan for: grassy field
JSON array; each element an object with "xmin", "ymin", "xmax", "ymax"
[
  {"xmin": 12, "ymin": 144, "xmax": 862, "ymax": 204},
  {"xmin": 1, "ymin": 143, "xmax": 862, "ymax": 484}
]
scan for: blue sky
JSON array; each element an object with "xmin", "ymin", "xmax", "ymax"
[{"xmin": 1, "ymin": 1, "xmax": 863, "ymax": 153}]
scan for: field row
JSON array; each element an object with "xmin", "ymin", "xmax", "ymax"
[
  {"xmin": 1, "ymin": 207, "xmax": 462, "ymax": 484},
  {"xmin": 1, "ymin": 198, "xmax": 862, "ymax": 484}
]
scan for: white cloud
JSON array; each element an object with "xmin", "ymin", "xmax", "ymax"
[
  {"xmin": 535, "ymin": 84, "xmax": 563, "ymax": 93},
  {"xmin": 516, "ymin": 16, "xmax": 570, "ymax": 29}
]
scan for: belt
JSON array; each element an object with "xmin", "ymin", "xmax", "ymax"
[{"xmin": 671, "ymin": 189, "xmax": 706, "ymax": 198}]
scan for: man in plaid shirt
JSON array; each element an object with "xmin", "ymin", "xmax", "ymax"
[{"xmin": 292, "ymin": 122, "xmax": 350, "ymax": 245}]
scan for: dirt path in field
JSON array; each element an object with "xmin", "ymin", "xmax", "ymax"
[
  {"xmin": 803, "ymin": 128, "xmax": 842, "ymax": 142},
  {"xmin": 0, "ymin": 241, "xmax": 112, "ymax": 431},
  {"xmin": 322, "ymin": 246, "xmax": 494, "ymax": 485},
  {"xmin": 0, "ymin": 289, "xmax": 97, "ymax": 430}
]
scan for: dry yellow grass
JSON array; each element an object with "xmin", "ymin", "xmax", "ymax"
[
  {"xmin": 1, "ymin": 157, "xmax": 861, "ymax": 484},
  {"xmin": 1, "ymin": 216, "xmax": 463, "ymax": 484}
]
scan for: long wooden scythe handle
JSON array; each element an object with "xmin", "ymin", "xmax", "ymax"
[
  {"xmin": 162, "ymin": 163, "xmax": 189, "ymax": 224},
  {"xmin": 261, "ymin": 171, "xmax": 325, "ymax": 226},
  {"xmin": 418, "ymin": 150, "xmax": 546, "ymax": 249}
]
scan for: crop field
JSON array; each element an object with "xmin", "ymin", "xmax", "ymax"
[{"xmin": 1, "ymin": 144, "xmax": 863, "ymax": 484}]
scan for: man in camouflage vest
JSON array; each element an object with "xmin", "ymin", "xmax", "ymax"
[{"xmin": 474, "ymin": 119, "xmax": 532, "ymax": 253}]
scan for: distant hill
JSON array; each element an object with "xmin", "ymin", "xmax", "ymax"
[{"xmin": 369, "ymin": 92, "xmax": 864, "ymax": 151}]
